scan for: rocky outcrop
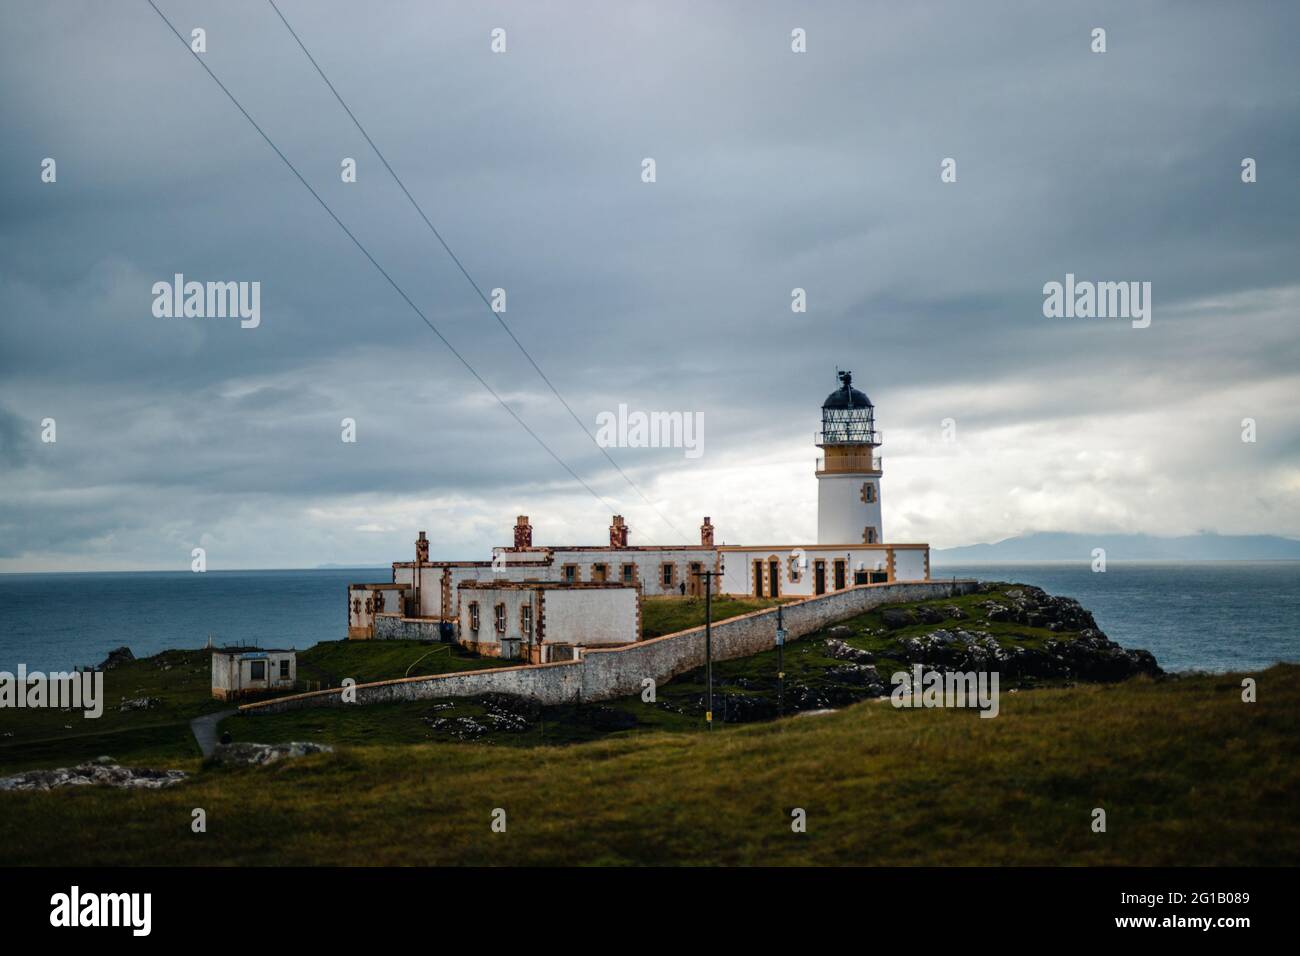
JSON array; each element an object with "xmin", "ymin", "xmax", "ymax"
[
  {"xmin": 977, "ymin": 585, "xmax": 1099, "ymax": 632},
  {"xmin": 119, "ymin": 696, "xmax": 163, "ymax": 712},
  {"xmin": 207, "ymin": 741, "xmax": 333, "ymax": 767},
  {"xmin": 96, "ymin": 646, "xmax": 134, "ymax": 670},
  {"xmin": 874, "ymin": 584, "xmax": 1162, "ymax": 682},
  {"xmin": 0, "ymin": 757, "xmax": 185, "ymax": 792},
  {"xmin": 824, "ymin": 638, "xmax": 876, "ymax": 664},
  {"xmin": 422, "ymin": 694, "xmax": 542, "ymax": 739},
  {"xmin": 897, "ymin": 627, "xmax": 1161, "ymax": 682}
]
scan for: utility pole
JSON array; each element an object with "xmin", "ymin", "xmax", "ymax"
[
  {"xmin": 776, "ymin": 603, "xmax": 786, "ymax": 718},
  {"xmin": 694, "ymin": 569, "xmax": 719, "ymax": 730}
]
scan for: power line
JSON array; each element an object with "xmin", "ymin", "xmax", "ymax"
[
  {"xmin": 144, "ymin": 0, "xmax": 626, "ymax": 523},
  {"xmin": 264, "ymin": 0, "xmax": 688, "ymax": 542}
]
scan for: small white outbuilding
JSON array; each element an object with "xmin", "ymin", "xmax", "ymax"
[{"xmin": 210, "ymin": 647, "xmax": 297, "ymax": 701}]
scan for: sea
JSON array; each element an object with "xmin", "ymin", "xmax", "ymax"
[{"xmin": 0, "ymin": 562, "xmax": 1297, "ymax": 674}]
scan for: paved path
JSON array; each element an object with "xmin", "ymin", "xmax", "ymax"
[{"xmin": 190, "ymin": 709, "xmax": 237, "ymax": 758}]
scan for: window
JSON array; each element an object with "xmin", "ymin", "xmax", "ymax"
[
  {"xmin": 469, "ymin": 602, "xmax": 480, "ymax": 633},
  {"xmin": 854, "ymin": 569, "xmax": 869, "ymax": 586},
  {"xmin": 521, "ymin": 604, "xmax": 533, "ymax": 638},
  {"xmin": 279, "ymin": 659, "xmax": 290, "ymax": 680},
  {"xmin": 661, "ymin": 563, "xmax": 675, "ymax": 588},
  {"xmin": 621, "ymin": 563, "xmax": 635, "ymax": 584},
  {"xmin": 494, "ymin": 603, "xmax": 507, "ymax": 634},
  {"xmin": 563, "ymin": 564, "xmax": 578, "ymax": 584},
  {"xmin": 864, "ymin": 527, "xmax": 879, "ymax": 544},
  {"xmin": 249, "ymin": 660, "xmax": 266, "ymax": 681},
  {"xmin": 862, "ymin": 482, "xmax": 877, "ymax": 503},
  {"xmin": 592, "ymin": 563, "xmax": 607, "ymax": 583}
]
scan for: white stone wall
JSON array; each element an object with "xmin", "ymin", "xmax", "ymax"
[
  {"xmin": 458, "ymin": 587, "xmax": 535, "ymax": 649},
  {"xmin": 542, "ymin": 588, "xmax": 638, "ymax": 645},
  {"xmin": 893, "ymin": 548, "xmax": 928, "ymax": 581},
  {"xmin": 456, "ymin": 585, "xmax": 638, "ymax": 650},
  {"xmin": 348, "ymin": 584, "xmax": 410, "ymax": 634}
]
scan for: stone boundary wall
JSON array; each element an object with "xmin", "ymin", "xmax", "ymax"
[
  {"xmin": 373, "ymin": 614, "xmax": 443, "ymax": 641},
  {"xmin": 242, "ymin": 580, "xmax": 978, "ymax": 715}
]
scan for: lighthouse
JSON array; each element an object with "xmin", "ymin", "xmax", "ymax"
[{"xmin": 816, "ymin": 370, "xmax": 883, "ymax": 545}]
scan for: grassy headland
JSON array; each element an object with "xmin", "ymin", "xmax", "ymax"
[{"xmin": 1, "ymin": 663, "xmax": 1295, "ymax": 865}]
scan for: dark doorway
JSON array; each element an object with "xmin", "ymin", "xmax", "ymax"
[
  {"xmin": 753, "ymin": 560, "xmax": 765, "ymax": 597},
  {"xmin": 769, "ymin": 560, "xmax": 781, "ymax": 598},
  {"xmin": 814, "ymin": 560, "xmax": 826, "ymax": 596}
]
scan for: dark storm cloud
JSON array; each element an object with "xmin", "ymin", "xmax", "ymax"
[{"xmin": 1, "ymin": 0, "xmax": 1297, "ymax": 569}]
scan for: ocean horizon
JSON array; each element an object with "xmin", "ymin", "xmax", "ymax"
[{"xmin": 1, "ymin": 561, "xmax": 1297, "ymax": 674}]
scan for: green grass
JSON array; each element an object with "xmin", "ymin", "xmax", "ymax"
[
  {"xmin": 296, "ymin": 638, "xmax": 501, "ymax": 686},
  {"xmin": 0, "ymin": 649, "xmax": 220, "ymax": 774},
  {"xmin": 641, "ymin": 595, "xmax": 796, "ymax": 638},
  {"xmin": 0, "ymin": 640, "xmax": 498, "ymax": 774},
  {"xmin": 2, "ymin": 665, "xmax": 1296, "ymax": 866}
]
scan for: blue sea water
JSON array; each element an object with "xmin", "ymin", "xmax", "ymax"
[
  {"xmin": 932, "ymin": 561, "xmax": 1300, "ymax": 673},
  {"xmin": 0, "ymin": 568, "xmax": 376, "ymax": 673},
  {"xmin": 0, "ymin": 563, "xmax": 1296, "ymax": 674}
]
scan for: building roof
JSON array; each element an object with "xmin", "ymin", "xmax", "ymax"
[
  {"xmin": 822, "ymin": 370, "xmax": 872, "ymax": 410},
  {"xmin": 211, "ymin": 646, "xmax": 295, "ymax": 656}
]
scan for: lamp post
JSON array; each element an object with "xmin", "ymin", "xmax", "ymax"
[
  {"xmin": 694, "ymin": 569, "xmax": 718, "ymax": 729},
  {"xmin": 776, "ymin": 603, "xmax": 786, "ymax": 718}
]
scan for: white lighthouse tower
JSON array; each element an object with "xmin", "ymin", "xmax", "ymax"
[{"xmin": 816, "ymin": 370, "xmax": 883, "ymax": 545}]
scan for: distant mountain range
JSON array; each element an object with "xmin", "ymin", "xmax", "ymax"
[{"xmin": 933, "ymin": 532, "xmax": 1300, "ymax": 562}]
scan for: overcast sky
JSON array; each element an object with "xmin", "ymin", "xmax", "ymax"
[{"xmin": 1, "ymin": 0, "xmax": 1297, "ymax": 572}]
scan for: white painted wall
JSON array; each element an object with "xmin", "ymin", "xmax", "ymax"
[
  {"xmin": 893, "ymin": 548, "xmax": 928, "ymax": 581},
  {"xmin": 458, "ymin": 587, "xmax": 535, "ymax": 648},
  {"xmin": 817, "ymin": 473, "xmax": 883, "ymax": 545},
  {"xmin": 456, "ymin": 585, "xmax": 637, "ymax": 651},
  {"xmin": 542, "ymin": 588, "xmax": 638, "ymax": 645},
  {"xmin": 720, "ymin": 546, "xmax": 895, "ymax": 596}
]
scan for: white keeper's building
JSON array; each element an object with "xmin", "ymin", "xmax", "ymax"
[{"xmin": 347, "ymin": 370, "xmax": 930, "ymax": 661}]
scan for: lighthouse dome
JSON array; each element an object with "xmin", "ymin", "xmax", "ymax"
[{"xmin": 822, "ymin": 371, "xmax": 871, "ymax": 410}]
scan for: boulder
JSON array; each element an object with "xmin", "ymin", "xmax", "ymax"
[
  {"xmin": 119, "ymin": 696, "xmax": 162, "ymax": 712},
  {"xmin": 824, "ymin": 638, "xmax": 875, "ymax": 664},
  {"xmin": 916, "ymin": 606, "xmax": 945, "ymax": 625},
  {"xmin": 207, "ymin": 741, "xmax": 333, "ymax": 767},
  {"xmin": 0, "ymin": 762, "xmax": 186, "ymax": 792},
  {"xmin": 824, "ymin": 663, "xmax": 886, "ymax": 692},
  {"xmin": 882, "ymin": 608, "xmax": 916, "ymax": 629}
]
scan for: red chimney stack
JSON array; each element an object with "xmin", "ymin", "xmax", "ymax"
[
  {"xmin": 701, "ymin": 517, "xmax": 714, "ymax": 547},
  {"xmin": 415, "ymin": 530, "xmax": 429, "ymax": 563},
  {"xmin": 609, "ymin": 515, "xmax": 629, "ymax": 548},
  {"xmin": 514, "ymin": 515, "xmax": 533, "ymax": 548}
]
